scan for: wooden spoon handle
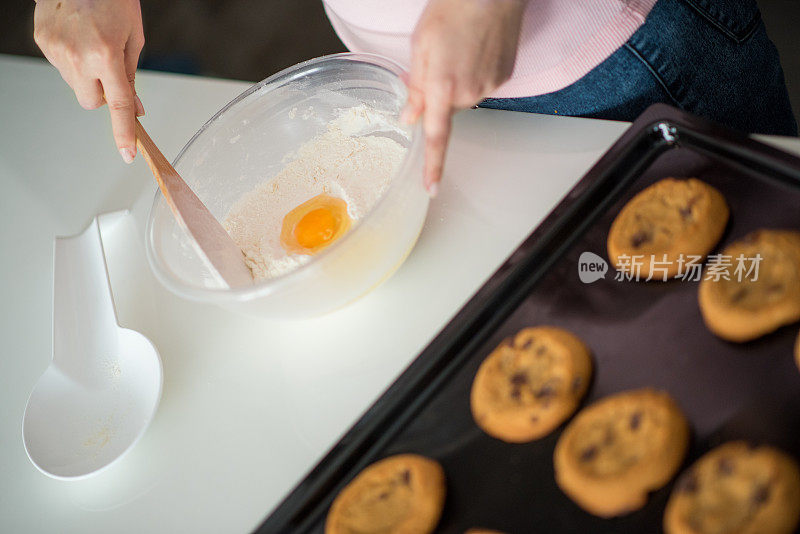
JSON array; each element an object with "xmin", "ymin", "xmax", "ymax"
[{"xmin": 135, "ymin": 119, "xmax": 253, "ymax": 287}]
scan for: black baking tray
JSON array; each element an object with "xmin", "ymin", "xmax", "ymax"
[{"xmin": 256, "ymin": 104, "xmax": 800, "ymax": 533}]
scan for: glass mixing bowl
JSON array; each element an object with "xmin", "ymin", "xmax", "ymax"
[{"xmin": 146, "ymin": 53, "xmax": 428, "ymax": 318}]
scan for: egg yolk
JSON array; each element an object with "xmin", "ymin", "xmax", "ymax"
[{"xmin": 280, "ymin": 194, "xmax": 351, "ymax": 255}]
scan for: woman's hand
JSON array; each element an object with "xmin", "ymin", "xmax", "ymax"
[
  {"xmin": 402, "ymin": 0, "xmax": 525, "ymax": 195},
  {"xmin": 34, "ymin": 0, "xmax": 145, "ymax": 163}
]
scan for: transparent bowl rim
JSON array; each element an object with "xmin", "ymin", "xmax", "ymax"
[{"xmin": 145, "ymin": 52, "xmax": 423, "ymax": 303}]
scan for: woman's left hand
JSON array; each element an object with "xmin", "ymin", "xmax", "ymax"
[{"xmin": 401, "ymin": 0, "xmax": 525, "ymax": 195}]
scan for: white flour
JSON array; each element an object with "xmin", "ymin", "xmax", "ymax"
[{"xmin": 223, "ymin": 106, "xmax": 407, "ymax": 281}]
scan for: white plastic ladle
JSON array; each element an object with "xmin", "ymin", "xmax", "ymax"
[{"xmin": 22, "ymin": 213, "xmax": 163, "ymax": 479}]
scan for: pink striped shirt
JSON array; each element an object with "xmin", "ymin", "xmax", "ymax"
[{"xmin": 323, "ymin": 0, "xmax": 657, "ymax": 98}]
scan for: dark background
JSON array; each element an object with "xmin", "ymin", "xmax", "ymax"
[{"xmin": 1, "ymin": 0, "xmax": 798, "ymax": 126}]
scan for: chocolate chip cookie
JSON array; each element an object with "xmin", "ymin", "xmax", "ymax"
[
  {"xmin": 795, "ymin": 328, "xmax": 800, "ymax": 373},
  {"xmin": 325, "ymin": 454, "xmax": 446, "ymax": 534},
  {"xmin": 664, "ymin": 442, "xmax": 800, "ymax": 534},
  {"xmin": 470, "ymin": 326, "xmax": 593, "ymax": 443},
  {"xmin": 553, "ymin": 388, "xmax": 690, "ymax": 517},
  {"xmin": 698, "ymin": 229, "xmax": 800, "ymax": 342},
  {"xmin": 607, "ymin": 178, "xmax": 729, "ymax": 280}
]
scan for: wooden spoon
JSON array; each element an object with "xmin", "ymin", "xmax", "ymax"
[{"xmin": 135, "ymin": 118, "xmax": 253, "ymax": 287}]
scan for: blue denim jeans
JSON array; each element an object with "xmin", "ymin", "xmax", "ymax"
[{"xmin": 480, "ymin": 0, "xmax": 797, "ymax": 136}]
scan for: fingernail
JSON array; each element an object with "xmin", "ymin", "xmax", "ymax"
[
  {"xmin": 120, "ymin": 147, "xmax": 135, "ymax": 164},
  {"xmin": 135, "ymin": 95, "xmax": 145, "ymax": 116},
  {"xmin": 427, "ymin": 181, "xmax": 439, "ymax": 198}
]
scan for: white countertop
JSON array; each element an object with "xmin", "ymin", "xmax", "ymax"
[{"xmin": 2, "ymin": 54, "xmax": 798, "ymax": 533}]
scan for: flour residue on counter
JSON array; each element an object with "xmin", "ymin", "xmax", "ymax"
[{"xmin": 223, "ymin": 105, "xmax": 407, "ymax": 281}]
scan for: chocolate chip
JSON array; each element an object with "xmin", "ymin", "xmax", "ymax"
[
  {"xmin": 400, "ymin": 470, "xmax": 410, "ymax": 485},
  {"xmin": 767, "ymin": 283, "xmax": 784, "ymax": 294},
  {"xmin": 378, "ymin": 491, "xmax": 390, "ymax": 500},
  {"xmin": 571, "ymin": 376, "xmax": 583, "ymax": 392},
  {"xmin": 752, "ymin": 484, "xmax": 771, "ymax": 505},
  {"xmin": 630, "ymin": 230, "xmax": 652, "ymax": 248},
  {"xmin": 536, "ymin": 346, "xmax": 546, "ymax": 356},
  {"xmin": 535, "ymin": 383, "xmax": 556, "ymax": 399},
  {"xmin": 717, "ymin": 457, "xmax": 734, "ymax": 476},
  {"xmin": 580, "ymin": 446, "xmax": 598, "ymax": 462},
  {"xmin": 604, "ymin": 430, "xmax": 615, "ymax": 445},
  {"xmin": 630, "ymin": 411, "xmax": 642, "ymax": 431},
  {"xmin": 510, "ymin": 372, "xmax": 528, "ymax": 386},
  {"xmin": 679, "ymin": 195, "xmax": 700, "ymax": 219},
  {"xmin": 521, "ymin": 338, "xmax": 534, "ymax": 350},
  {"xmin": 731, "ymin": 287, "xmax": 749, "ymax": 302},
  {"xmin": 531, "ymin": 415, "xmax": 539, "ymax": 423},
  {"xmin": 677, "ymin": 471, "xmax": 699, "ymax": 493},
  {"xmin": 510, "ymin": 388, "xmax": 521, "ymax": 400}
]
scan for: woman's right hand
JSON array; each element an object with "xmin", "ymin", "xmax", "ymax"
[{"xmin": 34, "ymin": 0, "xmax": 145, "ymax": 163}]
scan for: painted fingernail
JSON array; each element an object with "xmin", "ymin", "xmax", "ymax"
[
  {"xmin": 135, "ymin": 95, "xmax": 145, "ymax": 116},
  {"xmin": 120, "ymin": 147, "xmax": 135, "ymax": 164},
  {"xmin": 427, "ymin": 181, "xmax": 439, "ymax": 198}
]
